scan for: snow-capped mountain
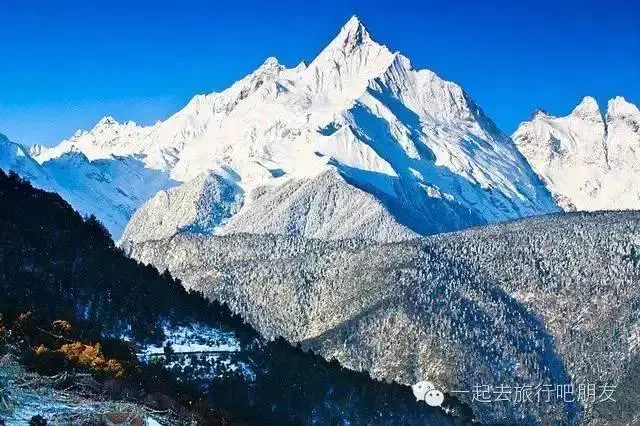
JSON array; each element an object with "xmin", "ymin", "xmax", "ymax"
[
  {"xmin": 0, "ymin": 133, "xmax": 55, "ymax": 188},
  {"xmin": 21, "ymin": 16, "xmax": 558, "ymax": 242},
  {"xmin": 513, "ymin": 96, "xmax": 640, "ymax": 211},
  {"xmin": 0, "ymin": 132, "xmax": 176, "ymax": 235}
]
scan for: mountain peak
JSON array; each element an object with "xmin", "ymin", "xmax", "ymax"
[
  {"xmin": 254, "ymin": 56, "xmax": 283, "ymax": 76},
  {"xmin": 571, "ymin": 96, "xmax": 602, "ymax": 121},
  {"xmin": 342, "ymin": 15, "xmax": 364, "ymax": 32},
  {"xmin": 531, "ymin": 109, "xmax": 550, "ymax": 119},
  {"xmin": 332, "ymin": 15, "xmax": 373, "ymax": 52},
  {"xmin": 96, "ymin": 116, "xmax": 119, "ymax": 128},
  {"xmin": 304, "ymin": 15, "xmax": 393, "ymax": 103},
  {"xmin": 262, "ymin": 56, "xmax": 280, "ymax": 67},
  {"xmin": 310, "ymin": 15, "xmax": 386, "ymax": 68},
  {"xmin": 606, "ymin": 96, "xmax": 639, "ymax": 119}
]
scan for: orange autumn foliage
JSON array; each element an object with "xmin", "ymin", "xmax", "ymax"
[{"xmin": 58, "ymin": 341, "xmax": 126, "ymax": 378}]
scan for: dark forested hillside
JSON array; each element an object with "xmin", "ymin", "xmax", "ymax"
[
  {"xmin": 0, "ymin": 170, "xmax": 468, "ymax": 425},
  {"xmin": 0, "ymin": 170, "xmax": 237, "ymax": 343},
  {"xmin": 129, "ymin": 207, "xmax": 640, "ymax": 425}
]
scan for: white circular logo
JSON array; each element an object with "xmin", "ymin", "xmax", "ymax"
[
  {"xmin": 412, "ymin": 380, "xmax": 444, "ymax": 407},
  {"xmin": 424, "ymin": 389, "xmax": 445, "ymax": 407}
]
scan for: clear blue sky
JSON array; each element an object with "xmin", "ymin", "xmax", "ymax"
[{"xmin": 1, "ymin": 0, "xmax": 638, "ymax": 146}]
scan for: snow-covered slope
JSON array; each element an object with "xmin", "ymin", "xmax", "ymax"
[
  {"xmin": 127, "ymin": 211, "xmax": 640, "ymax": 425},
  {"xmin": 121, "ymin": 168, "xmax": 243, "ymax": 244},
  {"xmin": 513, "ymin": 96, "xmax": 640, "ymax": 210},
  {"xmin": 20, "ymin": 16, "xmax": 558, "ymax": 242},
  {"xmin": 0, "ymin": 133, "xmax": 52, "ymax": 187},
  {"xmin": 0, "ymin": 133, "xmax": 176, "ymax": 236},
  {"xmin": 218, "ymin": 169, "xmax": 422, "ymax": 242}
]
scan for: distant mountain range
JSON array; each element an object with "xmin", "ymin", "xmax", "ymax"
[
  {"xmin": 2, "ymin": 18, "xmax": 638, "ymax": 245},
  {"xmin": 0, "ymin": 132, "xmax": 176, "ymax": 236},
  {"xmin": 3, "ymin": 16, "xmax": 568, "ymax": 244},
  {"xmin": 513, "ymin": 95, "xmax": 640, "ymax": 211}
]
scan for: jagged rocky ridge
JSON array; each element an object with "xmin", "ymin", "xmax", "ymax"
[
  {"xmin": 7, "ymin": 16, "xmax": 558, "ymax": 242},
  {"xmin": 513, "ymin": 96, "xmax": 640, "ymax": 211},
  {"xmin": 127, "ymin": 212, "xmax": 640, "ymax": 424}
]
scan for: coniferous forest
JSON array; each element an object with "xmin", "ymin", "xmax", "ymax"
[{"xmin": 0, "ymin": 170, "xmax": 472, "ymax": 425}]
